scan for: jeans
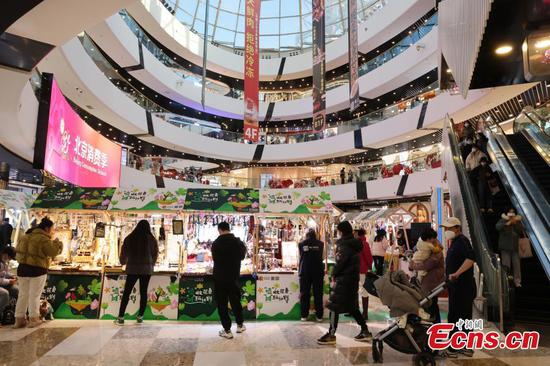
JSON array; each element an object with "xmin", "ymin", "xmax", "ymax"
[
  {"xmin": 328, "ymin": 309, "xmax": 368, "ymax": 336},
  {"xmin": 15, "ymin": 275, "xmax": 47, "ymax": 318},
  {"xmin": 373, "ymin": 256, "xmax": 384, "ymax": 276},
  {"xmin": 501, "ymin": 250, "xmax": 521, "ymax": 286},
  {"xmin": 118, "ymin": 274, "xmax": 151, "ymax": 318},
  {"xmin": 299, "ymin": 273, "xmax": 324, "ymax": 319},
  {"xmin": 215, "ymin": 280, "xmax": 244, "ymax": 332}
]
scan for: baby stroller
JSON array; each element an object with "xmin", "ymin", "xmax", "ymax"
[{"xmin": 364, "ymin": 270, "xmax": 447, "ymax": 366}]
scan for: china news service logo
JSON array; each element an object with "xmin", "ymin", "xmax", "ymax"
[{"xmin": 427, "ymin": 320, "xmax": 539, "ymax": 351}]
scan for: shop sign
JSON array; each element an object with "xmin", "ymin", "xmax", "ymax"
[
  {"xmin": 184, "ymin": 188, "xmax": 260, "ymax": 212},
  {"xmin": 0, "ymin": 189, "xmax": 36, "ymax": 210},
  {"xmin": 178, "ymin": 275, "xmax": 256, "ymax": 321},
  {"xmin": 43, "ymin": 79, "xmax": 121, "ymax": 187},
  {"xmin": 43, "ymin": 274, "xmax": 102, "ymax": 319},
  {"xmin": 32, "ymin": 186, "xmax": 115, "ymax": 210},
  {"xmin": 100, "ymin": 274, "xmax": 179, "ymax": 320},
  {"xmin": 243, "ymin": 0, "xmax": 260, "ymax": 142},
  {"xmin": 109, "ymin": 187, "xmax": 187, "ymax": 211},
  {"xmin": 259, "ymin": 188, "xmax": 333, "ymax": 214},
  {"xmin": 256, "ymin": 273, "xmax": 300, "ymax": 320}
]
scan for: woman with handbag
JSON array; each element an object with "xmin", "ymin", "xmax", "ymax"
[{"xmin": 496, "ymin": 208, "xmax": 523, "ymax": 287}]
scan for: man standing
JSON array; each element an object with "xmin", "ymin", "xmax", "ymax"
[
  {"xmin": 299, "ymin": 229, "xmax": 324, "ymax": 322},
  {"xmin": 212, "ymin": 222, "xmax": 246, "ymax": 339},
  {"xmin": 0, "ymin": 218, "xmax": 13, "ymax": 252},
  {"xmin": 441, "ymin": 217, "xmax": 476, "ymax": 357}
]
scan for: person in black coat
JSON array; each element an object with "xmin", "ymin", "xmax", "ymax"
[
  {"xmin": 115, "ymin": 220, "xmax": 159, "ymax": 325},
  {"xmin": 299, "ymin": 229, "xmax": 324, "ymax": 321},
  {"xmin": 212, "ymin": 222, "xmax": 247, "ymax": 339},
  {"xmin": 0, "ymin": 218, "xmax": 13, "ymax": 252},
  {"xmin": 318, "ymin": 221, "xmax": 373, "ymax": 345}
]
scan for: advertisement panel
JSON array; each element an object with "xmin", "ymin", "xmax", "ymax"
[
  {"xmin": 259, "ymin": 187, "xmax": 333, "ymax": 214},
  {"xmin": 31, "ymin": 186, "xmax": 115, "ymax": 210},
  {"xmin": 109, "ymin": 187, "xmax": 187, "ymax": 211},
  {"xmin": 312, "ymin": 0, "xmax": 326, "ymax": 131},
  {"xmin": 256, "ymin": 273, "xmax": 300, "ymax": 320},
  {"xmin": 184, "ymin": 188, "xmax": 260, "ymax": 212},
  {"xmin": 44, "ymin": 79, "xmax": 121, "ymax": 187},
  {"xmin": 43, "ymin": 274, "xmax": 102, "ymax": 319},
  {"xmin": 244, "ymin": 0, "xmax": 261, "ymax": 143},
  {"xmin": 348, "ymin": 0, "xmax": 360, "ymax": 111}
]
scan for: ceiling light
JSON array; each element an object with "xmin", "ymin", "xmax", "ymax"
[
  {"xmin": 495, "ymin": 45, "xmax": 513, "ymax": 55},
  {"xmin": 534, "ymin": 39, "xmax": 550, "ymax": 49}
]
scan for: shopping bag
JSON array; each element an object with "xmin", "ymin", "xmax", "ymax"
[{"xmin": 518, "ymin": 237, "xmax": 533, "ymax": 258}]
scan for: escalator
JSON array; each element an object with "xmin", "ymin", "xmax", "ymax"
[{"xmin": 485, "ymin": 111, "xmax": 550, "ymax": 326}]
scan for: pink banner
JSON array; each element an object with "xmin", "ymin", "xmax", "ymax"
[{"xmin": 44, "ymin": 80, "xmax": 122, "ymax": 187}]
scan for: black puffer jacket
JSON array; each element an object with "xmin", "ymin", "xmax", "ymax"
[
  {"xmin": 327, "ymin": 235, "xmax": 363, "ymax": 313},
  {"xmin": 212, "ymin": 233, "xmax": 246, "ymax": 284}
]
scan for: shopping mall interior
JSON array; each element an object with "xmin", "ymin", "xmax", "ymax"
[{"xmin": 0, "ymin": 0, "xmax": 549, "ymax": 365}]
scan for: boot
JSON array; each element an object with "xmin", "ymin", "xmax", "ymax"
[
  {"xmin": 362, "ymin": 297, "xmax": 369, "ymax": 320},
  {"xmin": 13, "ymin": 317, "xmax": 27, "ymax": 329},
  {"xmin": 27, "ymin": 317, "xmax": 43, "ymax": 328}
]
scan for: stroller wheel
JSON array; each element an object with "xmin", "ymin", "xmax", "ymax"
[{"xmin": 413, "ymin": 352, "xmax": 435, "ymax": 366}]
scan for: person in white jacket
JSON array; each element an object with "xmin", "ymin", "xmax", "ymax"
[
  {"xmin": 371, "ymin": 229, "xmax": 389, "ymax": 275},
  {"xmin": 465, "ymin": 146, "xmax": 487, "ymax": 172}
]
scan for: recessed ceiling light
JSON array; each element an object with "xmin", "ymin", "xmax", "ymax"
[
  {"xmin": 495, "ymin": 45, "xmax": 513, "ymax": 55},
  {"xmin": 446, "ymin": 68, "xmax": 452, "ymax": 74}
]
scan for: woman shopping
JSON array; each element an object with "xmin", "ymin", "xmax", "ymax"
[
  {"xmin": 14, "ymin": 218, "xmax": 62, "ymax": 328},
  {"xmin": 371, "ymin": 229, "xmax": 389, "ymax": 275},
  {"xmin": 115, "ymin": 220, "xmax": 159, "ymax": 325}
]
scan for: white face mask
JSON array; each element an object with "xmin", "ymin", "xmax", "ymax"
[
  {"xmin": 507, "ymin": 213, "xmax": 515, "ymax": 217},
  {"xmin": 444, "ymin": 230, "xmax": 456, "ymax": 241}
]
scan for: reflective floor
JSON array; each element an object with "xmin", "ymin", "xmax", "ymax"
[{"xmin": 0, "ymin": 317, "xmax": 548, "ymax": 366}]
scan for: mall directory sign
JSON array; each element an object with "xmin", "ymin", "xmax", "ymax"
[{"xmin": 37, "ymin": 76, "xmax": 121, "ymax": 187}]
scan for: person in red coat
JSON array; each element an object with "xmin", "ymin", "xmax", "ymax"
[{"xmin": 355, "ymin": 228, "xmax": 373, "ymax": 320}]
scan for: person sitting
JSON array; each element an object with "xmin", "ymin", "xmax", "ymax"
[{"xmin": 0, "ymin": 246, "xmax": 18, "ymax": 326}]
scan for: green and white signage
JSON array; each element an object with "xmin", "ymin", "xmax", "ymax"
[
  {"xmin": 259, "ymin": 188, "xmax": 333, "ymax": 214},
  {"xmin": 109, "ymin": 188, "xmax": 187, "ymax": 211}
]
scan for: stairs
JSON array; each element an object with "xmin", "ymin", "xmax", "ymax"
[{"xmin": 513, "ymin": 257, "xmax": 550, "ymax": 324}]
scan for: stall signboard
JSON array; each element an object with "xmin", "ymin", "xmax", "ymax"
[
  {"xmin": 109, "ymin": 187, "xmax": 187, "ymax": 211},
  {"xmin": 43, "ymin": 79, "xmax": 121, "ymax": 187},
  {"xmin": 259, "ymin": 188, "xmax": 333, "ymax": 214},
  {"xmin": 43, "ymin": 274, "xmax": 102, "ymax": 319},
  {"xmin": 256, "ymin": 273, "xmax": 300, "ymax": 320},
  {"xmin": 0, "ymin": 189, "xmax": 36, "ymax": 210},
  {"xmin": 178, "ymin": 275, "xmax": 256, "ymax": 321},
  {"xmin": 100, "ymin": 274, "xmax": 179, "ymax": 320},
  {"xmin": 184, "ymin": 188, "xmax": 260, "ymax": 212},
  {"xmin": 32, "ymin": 186, "xmax": 115, "ymax": 210}
]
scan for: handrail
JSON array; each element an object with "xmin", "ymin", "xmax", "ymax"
[
  {"xmin": 118, "ymin": 9, "xmax": 437, "ymax": 102},
  {"xmin": 513, "ymin": 107, "xmax": 550, "ymax": 166},
  {"xmin": 77, "ymin": 32, "xmax": 441, "ymax": 145},
  {"xmin": 443, "ymin": 116, "xmax": 508, "ymax": 331}
]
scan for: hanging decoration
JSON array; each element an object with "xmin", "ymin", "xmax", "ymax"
[
  {"xmin": 244, "ymin": 0, "xmax": 261, "ymax": 143},
  {"xmin": 348, "ymin": 0, "xmax": 360, "ymax": 111},
  {"xmin": 312, "ymin": 0, "xmax": 326, "ymax": 131}
]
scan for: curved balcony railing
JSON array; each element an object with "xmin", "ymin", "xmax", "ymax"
[
  {"xmin": 118, "ymin": 9, "xmax": 437, "ymax": 102},
  {"xmin": 126, "ymin": 150, "xmax": 442, "ymax": 189},
  {"xmin": 76, "ymin": 33, "xmax": 441, "ymax": 145}
]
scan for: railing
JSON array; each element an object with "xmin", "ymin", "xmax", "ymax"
[
  {"xmin": 118, "ymin": 9, "xmax": 437, "ymax": 102},
  {"xmin": 126, "ymin": 150, "xmax": 441, "ymax": 189},
  {"xmin": 78, "ymin": 32, "xmax": 442, "ymax": 145}
]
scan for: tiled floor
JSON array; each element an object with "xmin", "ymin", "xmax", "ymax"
[{"xmin": 0, "ymin": 318, "xmax": 547, "ymax": 366}]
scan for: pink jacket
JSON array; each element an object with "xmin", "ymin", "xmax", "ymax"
[{"xmin": 371, "ymin": 237, "xmax": 389, "ymax": 257}]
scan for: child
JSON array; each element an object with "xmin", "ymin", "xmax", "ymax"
[{"xmin": 412, "ymin": 238, "xmax": 442, "ymax": 280}]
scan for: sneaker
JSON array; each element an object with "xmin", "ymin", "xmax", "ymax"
[
  {"xmin": 236, "ymin": 324, "xmax": 246, "ymax": 333},
  {"xmin": 317, "ymin": 332, "xmax": 336, "ymax": 345},
  {"xmin": 219, "ymin": 330, "xmax": 234, "ymax": 339},
  {"xmin": 113, "ymin": 317, "xmax": 125, "ymax": 326},
  {"xmin": 301, "ymin": 317, "xmax": 308, "ymax": 322},
  {"xmin": 136, "ymin": 316, "xmax": 143, "ymax": 324},
  {"xmin": 27, "ymin": 317, "xmax": 43, "ymax": 328},
  {"xmin": 354, "ymin": 329, "xmax": 373, "ymax": 342},
  {"xmin": 13, "ymin": 317, "xmax": 27, "ymax": 329},
  {"xmin": 316, "ymin": 318, "xmax": 323, "ymax": 323}
]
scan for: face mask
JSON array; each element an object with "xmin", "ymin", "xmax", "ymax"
[
  {"xmin": 445, "ymin": 230, "xmax": 456, "ymax": 241},
  {"xmin": 472, "ymin": 148, "xmax": 478, "ymax": 152},
  {"xmin": 481, "ymin": 162, "xmax": 487, "ymax": 166},
  {"xmin": 507, "ymin": 213, "xmax": 515, "ymax": 217}
]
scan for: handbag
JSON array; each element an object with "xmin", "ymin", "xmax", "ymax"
[{"xmin": 518, "ymin": 237, "xmax": 533, "ymax": 258}]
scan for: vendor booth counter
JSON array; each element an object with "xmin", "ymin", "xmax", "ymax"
[{"xmin": 30, "ymin": 185, "xmax": 337, "ymax": 321}]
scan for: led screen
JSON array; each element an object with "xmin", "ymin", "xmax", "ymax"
[{"xmin": 43, "ymin": 79, "xmax": 121, "ymax": 187}]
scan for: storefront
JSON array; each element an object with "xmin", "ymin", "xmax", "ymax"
[{"xmin": 28, "ymin": 185, "xmax": 336, "ymax": 321}]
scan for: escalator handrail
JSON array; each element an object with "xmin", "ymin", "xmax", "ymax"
[
  {"xmin": 514, "ymin": 110, "xmax": 550, "ymax": 166},
  {"xmin": 485, "ymin": 123, "xmax": 550, "ymax": 279}
]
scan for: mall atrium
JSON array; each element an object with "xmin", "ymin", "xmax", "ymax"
[{"xmin": 0, "ymin": 0, "xmax": 549, "ymax": 365}]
